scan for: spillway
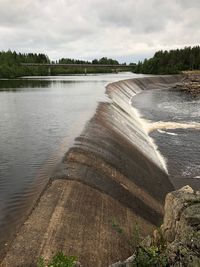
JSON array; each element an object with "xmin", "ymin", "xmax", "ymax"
[{"xmin": 1, "ymin": 75, "xmax": 184, "ymax": 267}]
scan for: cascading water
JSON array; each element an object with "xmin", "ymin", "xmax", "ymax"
[{"xmin": 106, "ymin": 80, "xmax": 168, "ymax": 173}]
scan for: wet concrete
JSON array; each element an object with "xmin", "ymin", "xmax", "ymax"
[{"xmin": 1, "ymin": 75, "xmax": 184, "ymax": 267}]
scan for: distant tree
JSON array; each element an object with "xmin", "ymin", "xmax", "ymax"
[
  {"xmin": 92, "ymin": 59, "xmax": 98, "ymax": 64},
  {"xmin": 98, "ymin": 57, "xmax": 119, "ymax": 65},
  {"xmin": 0, "ymin": 50, "xmax": 125, "ymax": 78},
  {"xmin": 0, "ymin": 50, "xmax": 50, "ymax": 78},
  {"xmin": 134, "ymin": 46, "xmax": 200, "ymax": 74}
]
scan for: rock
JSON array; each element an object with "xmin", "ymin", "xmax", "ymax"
[
  {"xmin": 74, "ymin": 261, "xmax": 82, "ymax": 267},
  {"xmin": 109, "ymin": 255, "xmax": 135, "ymax": 267},
  {"xmin": 182, "ymin": 204, "xmax": 200, "ymax": 228},
  {"xmin": 110, "ymin": 185, "xmax": 200, "ymax": 267},
  {"xmin": 174, "ymin": 73, "xmax": 200, "ymax": 96},
  {"xmin": 161, "ymin": 185, "xmax": 199, "ymax": 242},
  {"xmin": 141, "ymin": 235, "xmax": 152, "ymax": 247},
  {"xmin": 161, "ymin": 186, "xmax": 200, "ymax": 266}
]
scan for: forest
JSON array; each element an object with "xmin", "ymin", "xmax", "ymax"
[
  {"xmin": 0, "ymin": 51, "xmax": 128, "ymax": 78},
  {"xmin": 52, "ymin": 57, "xmax": 123, "ymax": 75},
  {"xmin": 0, "ymin": 46, "xmax": 199, "ymax": 78},
  {"xmin": 134, "ymin": 46, "xmax": 200, "ymax": 74},
  {"xmin": 0, "ymin": 51, "xmax": 50, "ymax": 78}
]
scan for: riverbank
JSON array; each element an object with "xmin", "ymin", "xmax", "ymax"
[
  {"xmin": 0, "ymin": 75, "xmax": 184, "ymax": 267},
  {"xmin": 174, "ymin": 72, "xmax": 200, "ymax": 96}
]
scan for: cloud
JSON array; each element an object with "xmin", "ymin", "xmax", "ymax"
[{"xmin": 0, "ymin": 0, "xmax": 199, "ymax": 62}]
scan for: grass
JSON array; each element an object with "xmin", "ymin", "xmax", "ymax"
[
  {"xmin": 37, "ymin": 252, "xmax": 77, "ymax": 267},
  {"xmin": 111, "ymin": 219, "xmax": 142, "ymax": 251}
]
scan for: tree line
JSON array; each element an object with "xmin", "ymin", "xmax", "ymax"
[
  {"xmin": 2, "ymin": 46, "xmax": 199, "ymax": 78},
  {"xmin": 0, "ymin": 50, "xmax": 50, "ymax": 78},
  {"xmin": 58, "ymin": 57, "xmax": 120, "ymax": 65},
  {"xmin": 53, "ymin": 57, "xmax": 123, "ymax": 75},
  {"xmin": 134, "ymin": 46, "xmax": 200, "ymax": 74},
  {"xmin": 0, "ymin": 51, "xmax": 132, "ymax": 78}
]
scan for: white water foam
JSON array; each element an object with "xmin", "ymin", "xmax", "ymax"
[
  {"xmin": 147, "ymin": 121, "xmax": 200, "ymax": 133},
  {"xmin": 157, "ymin": 129, "xmax": 178, "ymax": 136},
  {"xmin": 109, "ymin": 83, "xmax": 169, "ymax": 173},
  {"xmin": 129, "ymin": 101, "xmax": 168, "ymax": 174}
]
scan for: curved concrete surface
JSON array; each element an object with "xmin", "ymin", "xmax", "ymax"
[{"xmin": 1, "ymin": 75, "xmax": 184, "ymax": 267}]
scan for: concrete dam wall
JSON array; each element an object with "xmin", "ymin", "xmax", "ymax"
[{"xmin": 1, "ymin": 75, "xmax": 184, "ymax": 267}]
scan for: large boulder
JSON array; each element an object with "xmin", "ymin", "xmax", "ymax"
[
  {"xmin": 161, "ymin": 185, "xmax": 200, "ymax": 242},
  {"xmin": 110, "ymin": 186, "xmax": 200, "ymax": 267},
  {"xmin": 161, "ymin": 186, "xmax": 200, "ymax": 266}
]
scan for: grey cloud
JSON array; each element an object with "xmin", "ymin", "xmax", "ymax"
[
  {"xmin": 92, "ymin": 0, "xmax": 181, "ymax": 33},
  {"xmin": 0, "ymin": 0, "xmax": 40, "ymax": 26},
  {"xmin": 177, "ymin": 0, "xmax": 200, "ymax": 8},
  {"xmin": 0, "ymin": 0, "xmax": 199, "ymax": 62}
]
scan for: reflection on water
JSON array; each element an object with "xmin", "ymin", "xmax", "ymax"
[
  {"xmin": 0, "ymin": 73, "xmax": 141, "ymax": 251},
  {"xmin": 0, "ymin": 74, "xmax": 142, "ymax": 90},
  {"xmin": 132, "ymin": 88, "xmax": 200, "ymax": 189},
  {"xmin": 0, "ymin": 79, "xmax": 52, "ymax": 90}
]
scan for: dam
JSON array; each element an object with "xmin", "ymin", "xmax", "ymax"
[{"xmin": 1, "ymin": 74, "xmax": 199, "ymax": 266}]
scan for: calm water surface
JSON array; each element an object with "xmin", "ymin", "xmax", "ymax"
[{"xmin": 0, "ymin": 73, "xmax": 142, "ymax": 248}]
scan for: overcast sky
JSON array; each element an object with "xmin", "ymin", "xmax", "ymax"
[{"xmin": 0, "ymin": 0, "xmax": 199, "ymax": 63}]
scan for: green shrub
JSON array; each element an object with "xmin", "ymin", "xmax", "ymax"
[
  {"xmin": 129, "ymin": 223, "xmax": 142, "ymax": 250},
  {"xmin": 111, "ymin": 219, "xmax": 124, "ymax": 235},
  {"xmin": 37, "ymin": 252, "xmax": 77, "ymax": 267},
  {"xmin": 132, "ymin": 246, "xmax": 169, "ymax": 267}
]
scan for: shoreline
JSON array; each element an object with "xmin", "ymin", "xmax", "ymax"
[
  {"xmin": 174, "ymin": 72, "xmax": 200, "ymax": 96},
  {"xmin": 1, "ymin": 75, "xmax": 184, "ymax": 267}
]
